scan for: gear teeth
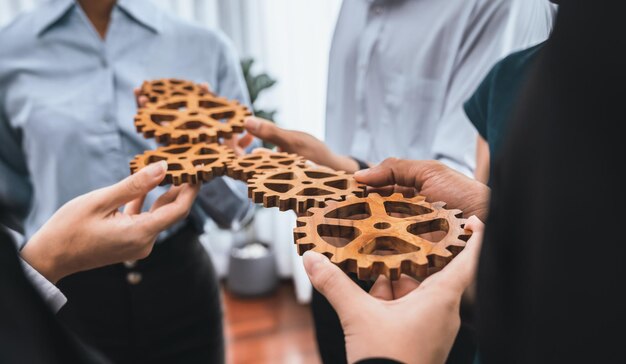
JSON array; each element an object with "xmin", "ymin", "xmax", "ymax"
[
  {"xmin": 134, "ymin": 89, "xmax": 249, "ymax": 146},
  {"xmin": 128, "ymin": 143, "xmax": 232, "ymax": 186},
  {"xmin": 431, "ymin": 201, "xmax": 447, "ymax": 209},
  {"xmin": 292, "ymin": 192, "xmax": 468, "ymax": 281},
  {"xmin": 224, "ymin": 150, "xmax": 308, "ymax": 183},
  {"xmin": 246, "ymin": 167, "xmax": 365, "ymax": 214}
]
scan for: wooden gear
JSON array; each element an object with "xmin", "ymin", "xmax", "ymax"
[
  {"xmin": 226, "ymin": 151, "xmax": 308, "ymax": 182},
  {"xmin": 130, "ymin": 143, "xmax": 234, "ymax": 185},
  {"xmin": 135, "ymin": 91, "xmax": 251, "ymax": 145},
  {"xmin": 247, "ymin": 167, "xmax": 365, "ymax": 214},
  {"xmin": 293, "ymin": 193, "xmax": 471, "ymax": 281},
  {"xmin": 139, "ymin": 78, "xmax": 208, "ymax": 105}
]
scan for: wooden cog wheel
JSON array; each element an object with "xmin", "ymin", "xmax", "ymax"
[
  {"xmin": 226, "ymin": 151, "xmax": 308, "ymax": 182},
  {"xmin": 140, "ymin": 78, "xmax": 208, "ymax": 105},
  {"xmin": 130, "ymin": 143, "xmax": 234, "ymax": 185},
  {"xmin": 293, "ymin": 193, "xmax": 472, "ymax": 281},
  {"xmin": 135, "ymin": 93, "xmax": 251, "ymax": 145},
  {"xmin": 248, "ymin": 167, "xmax": 365, "ymax": 214}
]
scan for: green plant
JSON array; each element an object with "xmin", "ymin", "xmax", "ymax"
[{"xmin": 241, "ymin": 58, "xmax": 278, "ymax": 149}]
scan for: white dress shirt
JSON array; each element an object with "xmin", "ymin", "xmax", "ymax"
[
  {"xmin": 20, "ymin": 259, "xmax": 67, "ymax": 313},
  {"xmin": 325, "ymin": 0, "xmax": 556, "ymax": 175}
]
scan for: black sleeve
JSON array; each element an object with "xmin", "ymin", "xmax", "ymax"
[
  {"xmin": 0, "ymin": 230, "xmax": 109, "ymax": 364},
  {"xmin": 476, "ymin": 1, "xmax": 626, "ymax": 363},
  {"xmin": 350, "ymin": 156, "xmax": 370, "ymax": 171}
]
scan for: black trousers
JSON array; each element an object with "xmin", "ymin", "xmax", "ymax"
[
  {"xmin": 57, "ymin": 224, "xmax": 224, "ymax": 364},
  {"xmin": 311, "ymin": 274, "xmax": 477, "ymax": 364}
]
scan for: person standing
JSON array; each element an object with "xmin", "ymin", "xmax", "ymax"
[
  {"xmin": 0, "ymin": 0, "xmax": 250, "ymax": 362},
  {"xmin": 243, "ymin": 0, "xmax": 555, "ymax": 362}
]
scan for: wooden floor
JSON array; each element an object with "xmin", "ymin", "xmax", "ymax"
[{"xmin": 222, "ymin": 280, "xmax": 322, "ymax": 364}]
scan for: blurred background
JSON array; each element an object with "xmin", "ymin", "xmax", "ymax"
[{"xmin": 1, "ymin": 1, "xmax": 343, "ymax": 363}]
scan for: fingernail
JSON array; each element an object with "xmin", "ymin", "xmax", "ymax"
[
  {"xmin": 245, "ymin": 118, "xmax": 260, "ymax": 132},
  {"xmin": 147, "ymin": 160, "xmax": 168, "ymax": 177},
  {"xmin": 354, "ymin": 168, "xmax": 370, "ymax": 177},
  {"xmin": 303, "ymin": 251, "xmax": 326, "ymax": 275}
]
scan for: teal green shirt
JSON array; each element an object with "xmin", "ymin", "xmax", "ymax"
[{"xmin": 464, "ymin": 42, "xmax": 546, "ymax": 160}]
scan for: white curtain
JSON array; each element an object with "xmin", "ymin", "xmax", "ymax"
[{"xmin": 1, "ymin": 0, "xmax": 342, "ymax": 303}]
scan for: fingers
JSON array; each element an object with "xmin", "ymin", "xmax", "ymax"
[
  {"xmin": 95, "ymin": 161, "xmax": 167, "ymax": 212},
  {"xmin": 303, "ymin": 251, "xmax": 371, "ymax": 317},
  {"xmin": 149, "ymin": 185, "xmax": 184, "ymax": 212},
  {"xmin": 134, "ymin": 87, "xmax": 149, "ymax": 108},
  {"xmin": 124, "ymin": 195, "xmax": 147, "ymax": 215},
  {"xmin": 238, "ymin": 133, "xmax": 255, "ymax": 150},
  {"xmin": 427, "ymin": 215, "xmax": 485, "ymax": 293},
  {"xmin": 354, "ymin": 158, "xmax": 442, "ymax": 190},
  {"xmin": 244, "ymin": 117, "xmax": 289, "ymax": 149},
  {"xmin": 141, "ymin": 183, "xmax": 200, "ymax": 235},
  {"xmin": 200, "ymin": 83, "xmax": 211, "ymax": 93},
  {"xmin": 370, "ymin": 275, "xmax": 394, "ymax": 300},
  {"xmin": 391, "ymin": 275, "xmax": 421, "ymax": 299}
]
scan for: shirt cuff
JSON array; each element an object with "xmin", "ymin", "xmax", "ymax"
[{"xmin": 19, "ymin": 258, "xmax": 67, "ymax": 313}]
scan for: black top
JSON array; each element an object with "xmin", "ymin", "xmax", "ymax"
[
  {"xmin": 463, "ymin": 42, "xmax": 545, "ymax": 161},
  {"xmin": 0, "ymin": 230, "xmax": 109, "ymax": 363},
  {"xmin": 477, "ymin": 1, "xmax": 626, "ymax": 363}
]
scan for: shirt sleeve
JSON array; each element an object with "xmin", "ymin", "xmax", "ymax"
[
  {"xmin": 0, "ymin": 96, "xmax": 32, "ymax": 233},
  {"xmin": 431, "ymin": 0, "xmax": 552, "ymax": 177},
  {"xmin": 19, "ymin": 258, "xmax": 67, "ymax": 313},
  {"xmin": 463, "ymin": 69, "xmax": 493, "ymax": 141}
]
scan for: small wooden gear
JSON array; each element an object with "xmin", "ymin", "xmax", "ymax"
[
  {"xmin": 139, "ymin": 78, "xmax": 208, "ymax": 105},
  {"xmin": 293, "ymin": 193, "xmax": 471, "ymax": 281},
  {"xmin": 248, "ymin": 167, "xmax": 365, "ymax": 214},
  {"xmin": 226, "ymin": 151, "xmax": 308, "ymax": 182},
  {"xmin": 130, "ymin": 143, "xmax": 235, "ymax": 185},
  {"xmin": 135, "ymin": 91, "xmax": 251, "ymax": 145}
]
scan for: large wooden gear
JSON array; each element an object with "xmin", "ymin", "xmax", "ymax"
[
  {"xmin": 226, "ymin": 151, "xmax": 308, "ymax": 182},
  {"xmin": 129, "ymin": 143, "xmax": 234, "ymax": 185},
  {"xmin": 247, "ymin": 167, "xmax": 365, "ymax": 214},
  {"xmin": 293, "ymin": 193, "xmax": 471, "ymax": 281},
  {"xmin": 139, "ymin": 78, "xmax": 208, "ymax": 104},
  {"xmin": 135, "ymin": 92, "xmax": 251, "ymax": 145}
]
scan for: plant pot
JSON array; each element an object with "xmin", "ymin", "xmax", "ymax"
[{"xmin": 226, "ymin": 241, "xmax": 278, "ymax": 297}]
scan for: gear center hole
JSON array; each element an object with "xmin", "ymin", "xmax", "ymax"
[{"xmin": 374, "ymin": 222, "xmax": 391, "ymax": 230}]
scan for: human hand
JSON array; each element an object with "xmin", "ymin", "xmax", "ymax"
[
  {"xmin": 303, "ymin": 216, "xmax": 485, "ymax": 364},
  {"xmin": 355, "ymin": 158, "xmax": 490, "ymax": 221},
  {"xmin": 20, "ymin": 161, "xmax": 199, "ymax": 283},
  {"xmin": 244, "ymin": 116, "xmax": 361, "ymax": 173}
]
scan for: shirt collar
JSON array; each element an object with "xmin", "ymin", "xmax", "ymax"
[
  {"xmin": 35, "ymin": 0, "xmax": 75, "ymax": 37},
  {"xmin": 36, "ymin": 0, "xmax": 163, "ymax": 37},
  {"xmin": 117, "ymin": 0, "xmax": 163, "ymax": 34}
]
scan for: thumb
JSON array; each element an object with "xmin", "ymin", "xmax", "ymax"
[
  {"xmin": 303, "ymin": 251, "xmax": 370, "ymax": 317},
  {"xmin": 244, "ymin": 117, "xmax": 287, "ymax": 147},
  {"xmin": 422, "ymin": 215, "xmax": 484, "ymax": 293},
  {"xmin": 96, "ymin": 160, "xmax": 168, "ymax": 211}
]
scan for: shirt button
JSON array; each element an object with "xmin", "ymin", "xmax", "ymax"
[
  {"xmin": 127, "ymin": 272, "xmax": 142, "ymax": 285},
  {"xmin": 123, "ymin": 260, "xmax": 137, "ymax": 268}
]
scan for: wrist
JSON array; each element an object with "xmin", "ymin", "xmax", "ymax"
[{"xmin": 20, "ymin": 237, "xmax": 65, "ymax": 284}]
